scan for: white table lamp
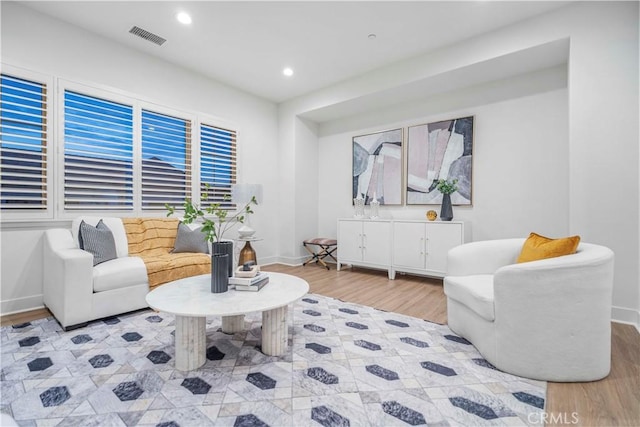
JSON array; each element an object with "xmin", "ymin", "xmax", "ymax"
[{"xmin": 232, "ymin": 183, "xmax": 262, "ymax": 238}]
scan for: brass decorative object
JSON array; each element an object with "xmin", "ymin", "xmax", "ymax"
[
  {"xmin": 239, "ymin": 241, "xmax": 257, "ymax": 266},
  {"xmin": 427, "ymin": 210, "xmax": 437, "ymax": 221}
]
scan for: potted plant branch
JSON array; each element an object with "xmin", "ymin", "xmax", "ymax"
[
  {"xmin": 165, "ymin": 183, "xmax": 258, "ymax": 292},
  {"xmin": 436, "ymin": 178, "xmax": 458, "ymax": 221}
]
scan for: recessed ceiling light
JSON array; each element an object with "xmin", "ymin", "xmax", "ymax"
[
  {"xmin": 368, "ymin": 33, "xmax": 377, "ymax": 40},
  {"xmin": 283, "ymin": 67, "xmax": 294, "ymax": 77},
  {"xmin": 176, "ymin": 12, "xmax": 192, "ymax": 25}
]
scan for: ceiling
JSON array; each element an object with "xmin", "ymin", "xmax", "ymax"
[{"xmin": 21, "ymin": 1, "xmax": 571, "ymax": 103}]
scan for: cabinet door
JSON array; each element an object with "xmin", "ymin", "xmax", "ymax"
[
  {"xmin": 425, "ymin": 223, "xmax": 463, "ymax": 274},
  {"xmin": 362, "ymin": 221, "xmax": 391, "ymax": 265},
  {"xmin": 392, "ymin": 222, "xmax": 426, "ymax": 269},
  {"xmin": 337, "ymin": 220, "xmax": 363, "ymax": 262}
]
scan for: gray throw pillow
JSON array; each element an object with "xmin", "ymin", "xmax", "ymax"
[
  {"xmin": 172, "ymin": 222, "xmax": 209, "ymax": 254},
  {"xmin": 79, "ymin": 220, "xmax": 118, "ymax": 266}
]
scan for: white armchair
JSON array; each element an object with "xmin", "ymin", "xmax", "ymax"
[
  {"xmin": 444, "ymin": 238, "xmax": 614, "ymax": 382},
  {"xmin": 43, "ymin": 217, "xmax": 149, "ymax": 330}
]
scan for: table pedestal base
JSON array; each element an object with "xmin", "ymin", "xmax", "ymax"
[
  {"xmin": 175, "ymin": 315, "xmax": 206, "ymax": 371},
  {"xmin": 262, "ymin": 306, "xmax": 288, "ymax": 356},
  {"xmin": 173, "ymin": 308, "xmax": 289, "ymax": 370},
  {"xmin": 222, "ymin": 315, "xmax": 245, "ymax": 333}
]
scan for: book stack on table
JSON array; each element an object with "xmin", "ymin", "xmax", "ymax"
[{"xmin": 229, "ymin": 272, "xmax": 269, "ymax": 291}]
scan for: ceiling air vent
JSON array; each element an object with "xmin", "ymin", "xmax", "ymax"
[{"xmin": 129, "ymin": 26, "xmax": 166, "ymax": 46}]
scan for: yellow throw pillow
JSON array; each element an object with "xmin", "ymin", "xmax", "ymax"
[{"xmin": 517, "ymin": 232, "xmax": 581, "ymax": 263}]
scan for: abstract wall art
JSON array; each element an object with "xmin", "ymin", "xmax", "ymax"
[
  {"xmin": 406, "ymin": 116, "xmax": 473, "ymax": 205},
  {"xmin": 352, "ymin": 128, "xmax": 403, "ymax": 205}
]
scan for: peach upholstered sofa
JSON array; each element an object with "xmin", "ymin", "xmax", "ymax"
[{"xmin": 43, "ymin": 216, "xmax": 211, "ymax": 330}]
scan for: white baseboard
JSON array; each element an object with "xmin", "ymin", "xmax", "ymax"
[
  {"xmin": 612, "ymin": 305, "xmax": 640, "ymax": 333},
  {"xmin": 1, "ymin": 294, "xmax": 44, "ymax": 316},
  {"xmin": 255, "ymin": 255, "xmax": 281, "ymax": 266},
  {"xmin": 271, "ymin": 256, "xmax": 339, "ymax": 267},
  {"xmin": 266, "ymin": 256, "xmax": 306, "ymax": 266}
]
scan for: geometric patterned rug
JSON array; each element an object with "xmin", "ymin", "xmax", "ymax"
[{"xmin": 1, "ymin": 293, "xmax": 546, "ymax": 426}]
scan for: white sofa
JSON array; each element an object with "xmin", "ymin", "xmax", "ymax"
[
  {"xmin": 43, "ymin": 217, "xmax": 150, "ymax": 330},
  {"xmin": 444, "ymin": 238, "xmax": 614, "ymax": 382}
]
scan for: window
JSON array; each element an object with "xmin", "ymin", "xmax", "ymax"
[
  {"xmin": 61, "ymin": 88, "xmax": 237, "ymax": 214},
  {"xmin": 0, "ymin": 73, "xmax": 49, "ymax": 212},
  {"xmin": 1, "ymin": 69, "xmax": 239, "ymax": 220},
  {"xmin": 141, "ymin": 109, "xmax": 192, "ymax": 209},
  {"xmin": 200, "ymin": 123, "xmax": 237, "ymax": 209},
  {"xmin": 63, "ymin": 90, "xmax": 134, "ymax": 210}
]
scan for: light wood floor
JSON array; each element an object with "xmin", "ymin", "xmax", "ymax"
[{"xmin": 2, "ymin": 264, "xmax": 638, "ymax": 426}]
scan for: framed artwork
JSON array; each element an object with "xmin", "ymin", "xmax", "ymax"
[
  {"xmin": 352, "ymin": 128, "xmax": 403, "ymax": 205},
  {"xmin": 406, "ymin": 116, "xmax": 473, "ymax": 205}
]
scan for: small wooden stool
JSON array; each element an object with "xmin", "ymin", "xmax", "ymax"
[{"xmin": 302, "ymin": 238, "xmax": 338, "ymax": 270}]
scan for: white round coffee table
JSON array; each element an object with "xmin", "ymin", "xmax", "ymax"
[{"xmin": 146, "ymin": 272, "xmax": 309, "ymax": 371}]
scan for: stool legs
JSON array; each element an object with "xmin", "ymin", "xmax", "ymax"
[{"xmin": 303, "ymin": 243, "xmax": 337, "ymax": 270}]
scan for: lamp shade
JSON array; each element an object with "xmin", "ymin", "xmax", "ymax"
[{"xmin": 232, "ymin": 184, "xmax": 263, "ymax": 205}]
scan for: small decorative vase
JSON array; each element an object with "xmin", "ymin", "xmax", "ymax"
[
  {"xmin": 239, "ymin": 241, "xmax": 257, "ymax": 266},
  {"xmin": 370, "ymin": 193, "xmax": 380, "ymax": 219},
  {"xmin": 212, "ymin": 241, "xmax": 234, "ymax": 277},
  {"xmin": 237, "ymin": 225, "xmax": 255, "ymax": 238},
  {"xmin": 211, "ymin": 254, "xmax": 229, "ymax": 293},
  {"xmin": 440, "ymin": 193, "xmax": 453, "ymax": 221},
  {"xmin": 354, "ymin": 193, "xmax": 365, "ymax": 218}
]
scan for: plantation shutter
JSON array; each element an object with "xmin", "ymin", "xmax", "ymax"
[
  {"xmin": 141, "ymin": 109, "xmax": 192, "ymax": 209},
  {"xmin": 63, "ymin": 90, "xmax": 134, "ymax": 210},
  {"xmin": 200, "ymin": 123, "xmax": 236, "ymax": 209},
  {"xmin": 0, "ymin": 74, "xmax": 48, "ymax": 210}
]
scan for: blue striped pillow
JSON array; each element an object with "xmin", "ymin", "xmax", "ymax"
[{"xmin": 79, "ymin": 220, "xmax": 118, "ymax": 266}]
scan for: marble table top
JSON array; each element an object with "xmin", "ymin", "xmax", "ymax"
[{"xmin": 146, "ymin": 272, "xmax": 309, "ymax": 317}]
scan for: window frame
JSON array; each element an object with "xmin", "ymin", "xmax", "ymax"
[
  {"xmin": 138, "ymin": 101, "xmax": 195, "ymax": 212},
  {"xmin": 1, "ymin": 69, "xmax": 241, "ymax": 223},
  {"xmin": 198, "ymin": 119, "xmax": 238, "ymax": 211},
  {"xmin": 53, "ymin": 79, "xmax": 240, "ymax": 220},
  {"xmin": 57, "ymin": 79, "xmax": 138, "ymax": 219},
  {"xmin": 0, "ymin": 65, "xmax": 54, "ymax": 221}
]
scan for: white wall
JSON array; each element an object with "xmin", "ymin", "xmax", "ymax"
[
  {"xmin": 0, "ymin": 3, "xmax": 279, "ymax": 313},
  {"xmin": 561, "ymin": 2, "xmax": 639, "ymax": 327},
  {"xmin": 275, "ymin": 107, "xmax": 297, "ymax": 261},
  {"xmin": 317, "ymin": 87, "xmax": 569, "ymax": 243},
  {"xmin": 295, "ymin": 117, "xmax": 320, "ymax": 251},
  {"xmin": 279, "ymin": 1, "xmax": 639, "ymax": 327}
]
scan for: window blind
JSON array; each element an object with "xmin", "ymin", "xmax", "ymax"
[
  {"xmin": 63, "ymin": 90, "xmax": 134, "ymax": 210},
  {"xmin": 0, "ymin": 74, "xmax": 48, "ymax": 210},
  {"xmin": 141, "ymin": 109, "xmax": 192, "ymax": 209},
  {"xmin": 200, "ymin": 123, "xmax": 236, "ymax": 209}
]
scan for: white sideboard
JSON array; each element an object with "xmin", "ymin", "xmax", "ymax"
[
  {"xmin": 337, "ymin": 218, "xmax": 464, "ymax": 279},
  {"xmin": 337, "ymin": 218, "xmax": 393, "ymax": 279},
  {"xmin": 391, "ymin": 220, "xmax": 464, "ymax": 278}
]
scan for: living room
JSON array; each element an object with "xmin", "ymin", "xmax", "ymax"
[{"xmin": 1, "ymin": 1, "xmax": 638, "ymax": 426}]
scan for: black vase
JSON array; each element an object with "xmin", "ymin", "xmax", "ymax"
[
  {"xmin": 440, "ymin": 193, "xmax": 453, "ymax": 221},
  {"xmin": 211, "ymin": 253, "xmax": 229, "ymax": 293},
  {"xmin": 212, "ymin": 241, "xmax": 234, "ymax": 277}
]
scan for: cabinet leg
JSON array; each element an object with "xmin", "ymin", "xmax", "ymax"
[{"xmin": 388, "ymin": 269, "xmax": 396, "ymax": 280}]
